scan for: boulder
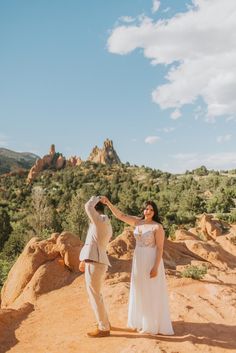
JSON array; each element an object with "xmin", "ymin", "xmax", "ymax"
[
  {"xmin": 1, "ymin": 232, "xmax": 83, "ymax": 309},
  {"xmin": 107, "ymin": 227, "xmax": 135, "ymax": 260},
  {"xmin": 198, "ymin": 214, "xmax": 223, "ymax": 239}
]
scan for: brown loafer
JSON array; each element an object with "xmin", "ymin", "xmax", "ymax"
[{"xmin": 87, "ymin": 328, "xmax": 110, "ymax": 338}]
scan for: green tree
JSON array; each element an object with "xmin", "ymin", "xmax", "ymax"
[
  {"xmin": 2, "ymin": 233, "xmax": 26, "ymax": 260},
  {"xmin": 63, "ymin": 192, "xmax": 88, "ymax": 241},
  {"xmin": 193, "ymin": 165, "xmax": 209, "ymax": 176},
  {"xmin": 0, "ymin": 208, "xmax": 13, "ymax": 251},
  {"xmin": 27, "ymin": 186, "xmax": 54, "ymax": 236},
  {"xmin": 0, "ymin": 257, "xmax": 14, "ymax": 289},
  {"xmin": 206, "ymin": 190, "xmax": 234, "ymax": 213}
]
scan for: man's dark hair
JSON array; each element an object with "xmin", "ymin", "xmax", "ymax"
[{"xmin": 95, "ymin": 201, "xmax": 105, "ymax": 213}]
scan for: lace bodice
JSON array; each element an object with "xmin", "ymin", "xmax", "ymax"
[{"xmin": 134, "ymin": 224, "xmax": 158, "ymax": 248}]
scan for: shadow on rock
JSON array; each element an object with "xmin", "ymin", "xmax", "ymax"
[
  {"xmin": 163, "ymin": 321, "xmax": 236, "ymax": 350},
  {"xmin": 109, "ymin": 321, "xmax": 236, "ymax": 350},
  {"xmin": 0, "ymin": 303, "xmax": 34, "ymax": 353}
]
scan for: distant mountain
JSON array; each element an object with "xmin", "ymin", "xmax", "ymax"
[{"xmin": 0, "ymin": 148, "xmax": 39, "ymax": 174}]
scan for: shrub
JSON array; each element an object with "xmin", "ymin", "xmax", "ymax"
[
  {"xmin": 0, "ymin": 257, "xmax": 14, "ymax": 289},
  {"xmin": 1, "ymin": 232, "xmax": 26, "ymax": 260},
  {"xmin": 181, "ymin": 265, "xmax": 207, "ymax": 280},
  {"xmin": 164, "ymin": 223, "xmax": 178, "ymax": 239},
  {"xmin": 193, "ymin": 165, "xmax": 209, "ymax": 176},
  {"xmin": 0, "ymin": 208, "xmax": 13, "ymax": 251}
]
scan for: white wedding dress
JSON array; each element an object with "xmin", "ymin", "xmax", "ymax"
[{"xmin": 127, "ymin": 224, "xmax": 174, "ymax": 335}]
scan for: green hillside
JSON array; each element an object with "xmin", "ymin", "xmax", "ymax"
[{"xmin": 0, "ymin": 148, "xmax": 39, "ymax": 174}]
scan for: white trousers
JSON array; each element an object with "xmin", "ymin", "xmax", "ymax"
[{"xmin": 85, "ymin": 262, "xmax": 110, "ymax": 331}]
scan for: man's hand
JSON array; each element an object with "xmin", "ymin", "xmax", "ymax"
[
  {"xmin": 150, "ymin": 267, "xmax": 158, "ymax": 278},
  {"xmin": 79, "ymin": 261, "xmax": 85, "ymax": 272},
  {"xmin": 100, "ymin": 196, "xmax": 109, "ymax": 205}
]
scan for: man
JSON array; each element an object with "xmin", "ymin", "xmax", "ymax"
[{"xmin": 79, "ymin": 196, "xmax": 112, "ymax": 338}]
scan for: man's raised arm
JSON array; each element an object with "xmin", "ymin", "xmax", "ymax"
[{"xmin": 85, "ymin": 196, "xmax": 101, "ymax": 224}]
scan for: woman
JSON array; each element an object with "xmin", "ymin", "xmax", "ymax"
[{"xmin": 100, "ymin": 196, "xmax": 174, "ymax": 335}]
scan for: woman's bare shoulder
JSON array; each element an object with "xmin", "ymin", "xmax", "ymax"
[
  {"xmin": 152, "ymin": 221, "xmax": 161, "ymax": 227},
  {"xmin": 153, "ymin": 222, "xmax": 164, "ymax": 232}
]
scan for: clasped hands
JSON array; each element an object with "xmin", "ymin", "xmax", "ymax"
[{"xmin": 99, "ymin": 195, "xmax": 109, "ymax": 204}]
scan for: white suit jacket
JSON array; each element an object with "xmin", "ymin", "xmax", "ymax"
[{"xmin": 79, "ymin": 196, "xmax": 112, "ymax": 266}]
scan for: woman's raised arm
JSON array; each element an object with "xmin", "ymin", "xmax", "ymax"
[{"xmin": 100, "ymin": 196, "xmax": 140, "ymax": 227}]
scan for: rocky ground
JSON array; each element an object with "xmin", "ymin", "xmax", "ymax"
[{"xmin": 1, "ymin": 272, "xmax": 235, "ymax": 353}]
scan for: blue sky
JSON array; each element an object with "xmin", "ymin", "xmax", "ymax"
[{"xmin": 0, "ymin": 0, "xmax": 236, "ymax": 173}]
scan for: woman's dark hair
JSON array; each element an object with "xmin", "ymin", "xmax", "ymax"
[
  {"xmin": 95, "ymin": 201, "xmax": 105, "ymax": 213},
  {"xmin": 141, "ymin": 200, "xmax": 162, "ymax": 223}
]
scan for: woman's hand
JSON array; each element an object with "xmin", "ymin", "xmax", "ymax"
[
  {"xmin": 79, "ymin": 261, "xmax": 85, "ymax": 273},
  {"xmin": 150, "ymin": 267, "xmax": 158, "ymax": 278}
]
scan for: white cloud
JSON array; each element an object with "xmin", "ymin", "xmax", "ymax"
[
  {"xmin": 170, "ymin": 109, "xmax": 181, "ymax": 120},
  {"xmin": 216, "ymin": 134, "xmax": 232, "ymax": 143},
  {"xmin": 172, "ymin": 152, "xmax": 236, "ymax": 170},
  {"xmin": 145, "ymin": 135, "xmax": 160, "ymax": 144},
  {"xmin": 119, "ymin": 16, "xmax": 135, "ymax": 23},
  {"xmin": 152, "ymin": 0, "xmax": 161, "ymax": 14},
  {"xmin": 107, "ymin": 0, "xmax": 236, "ymax": 120}
]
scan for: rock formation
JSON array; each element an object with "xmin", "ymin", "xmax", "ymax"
[
  {"xmin": 26, "ymin": 140, "xmax": 121, "ymax": 182},
  {"xmin": 67, "ymin": 156, "xmax": 82, "ymax": 167},
  {"xmin": 174, "ymin": 229, "xmax": 200, "ymax": 241},
  {"xmin": 88, "ymin": 139, "xmax": 121, "ymax": 165},
  {"xmin": 107, "ymin": 227, "xmax": 135, "ymax": 260},
  {"xmin": 172, "ymin": 215, "xmax": 236, "ymax": 270},
  {"xmin": 196, "ymin": 214, "xmax": 226, "ymax": 239},
  {"xmin": 1, "ymin": 232, "xmax": 83, "ymax": 309},
  {"xmin": 27, "ymin": 144, "xmax": 66, "ymax": 183},
  {"xmin": 177, "ymin": 214, "xmax": 228, "ymax": 241}
]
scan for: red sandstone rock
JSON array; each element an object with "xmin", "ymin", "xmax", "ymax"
[
  {"xmin": 88, "ymin": 139, "xmax": 121, "ymax": 165},
  {"xmin": 56, "ymin": 155, "xmax": 65, "ymax": 169},
  {"xmin": 197, "ymin": 214, "xmax": 223, "ymax": 239},
  {"xmin": 1, "ymin": 232, "xmax": 83, "ymax": 309},
  {"xmin": 174, "ymin": 229, "xmax": 200, "ymax": 241},
  {"xmin": 67, "ymin": 156, "xmax": 82, "ymax": 167},
  {"xmin": 27, "ymin": 144, "xmax": 66, "ymax": 183}
]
